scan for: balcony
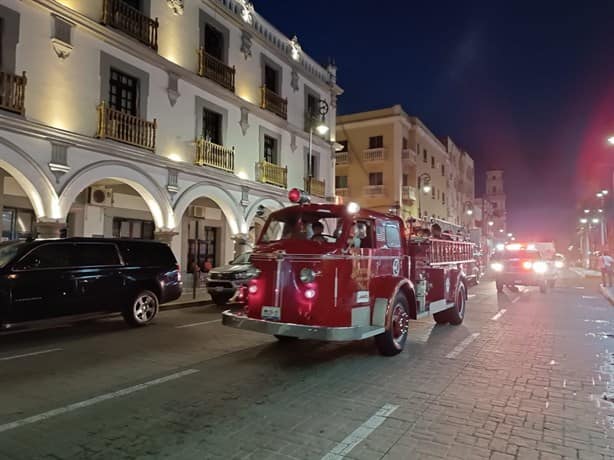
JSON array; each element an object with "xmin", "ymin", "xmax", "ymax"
[
  {"xmin": 402, "ymin": 148, "xmax": 417, "ymax": 163},
  {"xmin": 260, "ymin": 87, "xmax": 287, "ymax": 120},
  {"xmin": 304, "ymin": 177, "xmax": 326, "ymax": 197},
  {"xmin": 256, "ymin": 160, "xmax": 287, "ymax": 188},
  {"xmin": 402, "ymin": 185, "xmax": 417, "ymax": 202},
  {"xmin": 363, "ymin": 148, "xmax": 385, "ymax": 162},
  {"xmin": 197, "ymin": 48, "xmax": 235, "ymax": 92},
  {"xmin": 195, "ymin": 138, "xmax": 234, "ymax": 172},
  {"xmin": 336, "ymin": 187, "xmax": 349, "ymax": 197},
  {"xmin": 335, "ymin": 152, "xmax": 349, "ymax": 165},
  {"xmin": 364, "ymin": 185, "xmax": 385, "ymax": 197},
  {"xmin": 102, "ymin": 0, "xmax": 159, "ymax": 51},
  {"xmin": 0, "ymin": 71, "xmax": 26, "ymax": 115},
  {"xmin": 96, "ymin": 102, "xmax": 157, "ymax": 151}
]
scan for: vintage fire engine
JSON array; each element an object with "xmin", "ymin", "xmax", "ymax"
[{"xmin": 222, "ymin": 190, "xmax": 475, "ymax": 356}]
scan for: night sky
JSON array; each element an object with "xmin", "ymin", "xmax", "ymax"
[{"xmin": 257, "ymin": 0, "xmax": 614, "ymax": 247}]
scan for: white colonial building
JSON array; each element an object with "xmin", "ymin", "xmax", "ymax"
[{"xmin": 0, "ymin": 0, "xmax": 342, "ymax": 272}]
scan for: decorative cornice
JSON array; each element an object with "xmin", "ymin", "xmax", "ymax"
[
  {"xmin": 28, "ymin": 0, "xmax": 330, "ymax": 151},
  {"xmin": 0, "ymin": 112, "xmax": 291, "ymax": 199}
]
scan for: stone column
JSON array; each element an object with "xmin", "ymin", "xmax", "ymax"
[
  {"xmin": 232, "ymin": 233, "xmax": 251, "ymax": 256},
  {"xmin": 0, "ymin": 172, "xmax": 5, "ymax": 238},
  {"xmin": 154, "ymin": 230, "xmax": 178, "ymax": 246},
  {"xmin": 36, "ymin": 220, "xmax": 65, "ymax": 239}
]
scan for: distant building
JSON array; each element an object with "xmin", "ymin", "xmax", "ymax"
[
  {"xmin": 335, "ymin": 105, "xmax": 475, "ymax": 228},
  {"xmin": 485, "ymin": 170, "xmax": 507, "ymax": 234}
]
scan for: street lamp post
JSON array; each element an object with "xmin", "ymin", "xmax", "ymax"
[
  {"xmin": 596, "ymin": 191, "xmax": 608, "ymax": 249},
  {"xmin": 307, "ymin": 99, "xmax": 329, "ymax": 193},
  {"xmin": 417, "ymin": 173, "xmax": 432, "ymax": 220}
]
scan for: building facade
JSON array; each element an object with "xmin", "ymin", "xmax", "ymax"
[
  {"xmin": 335, "ymin": 105, "xmax": 475, "ymax": 231},
  {"xmin": 484, "ymin": 169, "xmax": 507, "ymax": 234},
  {"xmin": 334, "ymin": 106, "xmax": 417, "ymax": 218},
  {"xmin": 0, "ymin": 0, "xmax": 342, "ymax": 273}
]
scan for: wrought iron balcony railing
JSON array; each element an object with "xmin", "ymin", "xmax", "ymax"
[
  {"xmin": 96, "ymin": 101, "xmax": 157, "ymax": 151},
  {"xmin": 256, "ymin": 160, "xmax": 287, "ymax": 188},
  {"xmin": 195, "ymin": 138, "xmax": 235, "ymax": 172},
  {"xmin": 102, "ymin": 0, "xmax": 159, "ymax": 51},
  {"xmin": 402, "ymin": 185, "xmax": 417, "ymax": 202},
  {"xmin": 304, "ymin": 177, "xmax": 326, "ymax": 197},
  {"xmin": 335, "ymin": 152, "xmax": 349, "ymax": 164},
  {"xmin": 0, "ymin": 71, "xmax": 26, "ymax": 115},
  {"xmin": 197, "ymin": 48, "xmax": 236, "ymax": 92},
  {"xmin": 260, "ymin": 87, "xmax": 287, "ymax": 120}
]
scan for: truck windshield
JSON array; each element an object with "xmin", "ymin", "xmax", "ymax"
[
  {"xmin": 494, "ymin": 250, "xmax": 541, "ymax": 260},
  {"xmin": 260, "ymin": 212, "xmax": 345, "ymax": 244},
  {"xmin": 0, "ymin": 241, "xmax": 26, "ymax": 268}
]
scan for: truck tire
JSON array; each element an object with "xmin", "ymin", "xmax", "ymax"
[
  {"xmin": 210, "ymin": 293, "xmax": 232, "ymax": 307},
  {"xmin": 123, "ymin": 290, "xmax": 159, "ymax": 327},
  {"xmin": 433, "ymin": 284, "xmax": 466, "ymax": 326},
  {"xmin": 375, "ymin": 293, "xmax": 409, "ymax": 356},
  {"xmin": 496, "ymin": 281, "xmax": 504, "ymax": 293}
]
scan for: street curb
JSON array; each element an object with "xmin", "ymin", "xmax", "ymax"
[
  {"xmin": 160, "ymin": 300, "xmax": 214, "ymax": 311},
  {"xmin": 601, "ymin": 286, "xmax": 614, "ymax": 306}
]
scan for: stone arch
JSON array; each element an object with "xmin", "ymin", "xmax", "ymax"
[
  {"xmin": 173, "ymin": 182, "xmax": 245, "ymax": 235},
  {"xmin": 0, "ymin": 137, "xmax": 59, "ymax": 219},
  {"xmin": 58, "ymin": 161, "xmax": 173, "ymax": 230},
  {"xmin": 245, "ymin": 197, "xmax": 285, "ymax": 226}
]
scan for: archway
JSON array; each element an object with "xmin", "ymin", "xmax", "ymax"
[
  {"xmin": 59, "ymin": 161, "xmax": 173, "ymax": 230},
  {"xmin": 245, "ymin": 197, "xmax": 285, "ymax": 245}
]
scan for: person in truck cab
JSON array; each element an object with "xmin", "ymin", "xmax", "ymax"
[{"xmin": 311, "ymin": 221, "xmax": 326, "ymax": 243}]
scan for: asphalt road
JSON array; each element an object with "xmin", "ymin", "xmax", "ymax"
[{"xmin": 0, "ymin": 271, "xmax": 613, "ymax": 460}]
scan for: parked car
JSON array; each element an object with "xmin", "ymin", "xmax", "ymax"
[
  {"xmin": 0, "ymin": 238, "xmax": 182, "ymax": 330},
  {"xmin": 206, "ymin": 252, "xmax": 256, "ymax": 306}
]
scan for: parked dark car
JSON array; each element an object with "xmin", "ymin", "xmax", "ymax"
[
  {"xmin": 206, "ymin": 252, "xmax": 256, "ymax": 306},
  {"xmin": 0, "ymin": 238, "xmax": 182, "ymax": 330}
]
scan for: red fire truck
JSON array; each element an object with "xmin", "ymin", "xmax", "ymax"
[{"xmin": 222, "ymin": 190, "xmax": 475, "ymax": 356}]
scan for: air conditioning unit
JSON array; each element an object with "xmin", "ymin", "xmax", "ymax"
[
  {"xmin": 189, "ymin": 205, "xmax": 206, "ymax": 219},
  {"xmin": 89, "ymin": 186, "xmax": 113, "ymax": 207}
]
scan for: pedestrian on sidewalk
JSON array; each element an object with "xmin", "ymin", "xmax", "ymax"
[{"xmin": 598, "ymin": 251, "xmax": 614, "ymax": 287}]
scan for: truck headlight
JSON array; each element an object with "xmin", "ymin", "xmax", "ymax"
[
  {"xmin": 299, "ymin": 268, "xmax": 316, "ymax": 283},
  {"xmin": 554, "ymin": 260, "xmax": 564, "ymax": 269},
  {"xmin": 533, "ymin": 261, "xmax": 548, "ymax": 274},
  {"xmin": 491, "ymin": 262, "xmax": 504, "ymax": 272}
]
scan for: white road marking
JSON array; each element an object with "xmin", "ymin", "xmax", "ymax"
[
  {"xmin": 0, "ymin": 348, "xmax": 63, "ymax": 361},
  {"xmin": 321, "ymin": 403, "xmax": 399, "ymax": 460},
  {"xmin": 175, "ymin": 319, "xmax": 221, "ymax": 329},
  {"xmin": 491, "ymin": 309, "xmax": 507, "ymax": 321},
  {"xmin": 583, "ymin": 296, "xmax": 599, "ymax": 300},
  {"xmin": 446, "ymin": 333, "xmax": 480, "ymax": 359},
  {"xmin": 511, "ymin": 297, "xmax": 520, "ymax": 304},
  {"xmin": 575, "ymin": 286, "xmax": 585, "ymax": 290},
  {"xmin": 467, "ymin": 294, "xmax": 477, "ymax": 299},
  {"xmin": 0, "ymin": 369, "xmax": 199, "ymax": 433}
]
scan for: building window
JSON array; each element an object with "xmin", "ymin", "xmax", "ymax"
[
  {"xmin": 437, "ymin": 189, "xmax": 440, "ymax": 200},
  {"xmin": 369, "ymin": 136, "xmax": 383, "ymax": 149},
  {"xmin": 441, "ymin": 164, "xmax": 445, "ymax": 176},
  {"xmin": 432, "ymin": 187, "xmax": 436, "ymax": 199},
  {"xmin": 338, "ymin": 140, "xmax": 348, "ymax": 152},
  {"xmin": 402, "ymin": 174, "xmax": 408, "ymax": 186},
  {"xmin": 263, "ymin": 134, "xmax": 278, "ymax": 164},
  {"xmin": 492, "ymin": 186, "xmax": 497, "ymax": 194},
  {"xmin": 402, "ymin": 137, "xmax": 408, "ymax": 149},
  {"xmin": 335, "ymin": 175, "xmax": 348, "ymax": 189},
  {"xmin": 431, "ymin": 156, "xmax": 435, "ymax": 169},
  {"xmin": 369, "ymin": 172, "xmax": 383, "ymax": 186},
  {"xmin": 423, "ymin": 149, "xmax": 427, "ymax": 162},
  {"xmin": 442, "ymin": 192, "xmax": 446, "ymax": 204},
  {"xmin": 306, "ymin": 93, "xmax": 318, "ymax": 119},
  {"xmin": 202, "ymin": 108, "xmax": 223, "ymax": 145},
  {"xmin": 1, "ymin": 207, "xmax": 34, "ymax": 241},
  {"xmin": 123, "ymin": 0, "xmax": 142, "ymax": 10},
  {"xmin": 113, "ymin": 218, "xmax": 155, "ymax": 240},
  {"xmin": 204, "ymin": 23, "xmax": 224, "ymax": 61},
  {"xmin": 264, "ymin": 64, "xmax": 280, "ymax": 94},
  {"xmin": 109, "ymin": 68, "xmax": 139, "ymax": 116},
  {"xmin": 305, "ymin": 153, "xmax": 318, "ymax": 177}
]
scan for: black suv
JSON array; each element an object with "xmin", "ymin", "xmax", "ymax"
[{"xmin": 0, "ymin": 238, "xmax": 182, "ymax": 329}]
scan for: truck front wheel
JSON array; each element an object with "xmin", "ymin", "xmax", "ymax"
[{"xmin": 375, "ymin": 293, "xmax": 409, "ymax": 356}]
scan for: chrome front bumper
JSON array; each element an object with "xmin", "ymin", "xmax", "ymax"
[{"xmin": 222, "ymin": 310, "xmax": 385, "ymax": 341}]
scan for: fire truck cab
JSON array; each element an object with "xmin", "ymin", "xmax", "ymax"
[{"xmin": 222, "ymin": 191, "xmax": 474, "ymax": 356}]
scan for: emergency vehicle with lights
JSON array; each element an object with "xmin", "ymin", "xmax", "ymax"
[
  {"xmin": 222, "ymin": 189, "xmax": 476, "ymax": 356},
  {"xmin": 491, "ymin": 243, "xmax": 557, "ymax": 293}
]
